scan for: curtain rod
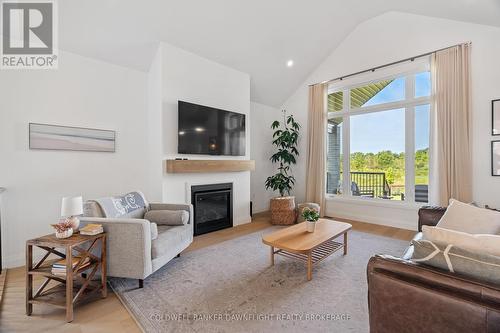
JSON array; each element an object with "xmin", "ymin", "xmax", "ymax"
[{"xmin": 309, "ymin": 41, "xmax": 472, "ymax": 87}]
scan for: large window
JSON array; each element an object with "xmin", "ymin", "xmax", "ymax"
[{"xmin": 326, "ymin": 63, "xmax": 431, "ymax": 203}]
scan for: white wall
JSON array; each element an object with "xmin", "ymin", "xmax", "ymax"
[
  {"xmin": 282, "ymin": 12, "xmax": 500, "ymax": 230},
  {"xmin": 146, "ymin": 46, "xmax": 164, "ymax": 202},
  {"xmin": 249, "ymin": 102, "xmax": 308, "ymax": 213},
  {"xmin": 250, "ymin": 102, "xmax": 280, "ymax": 213},
  {"xmin": 161, "ymin": 43, "xmax": 252, "ymax": 226},
  {"xmin": 0, "ymin": 51, "xmax": 152, "ymax": 267}
]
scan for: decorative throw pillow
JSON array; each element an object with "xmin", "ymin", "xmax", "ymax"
[
  {"xmin": 422, "ymin": 226, "xmax": 500, "ymax": 257},
  {"xmin": 92, "ymin": 191, "xmax": 148, "ymax": 219},
  {"xmin": 411, "ymin": 239, "xmax": 500, "ymax": 285},
  {"xmin": 144, "ymin": 209, "xmax": 189, "ymax": 226},
  {"xmin": 436, "ymin": 199, "xmax": 500, "ymax": 234}
]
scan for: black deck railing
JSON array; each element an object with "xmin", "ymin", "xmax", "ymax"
[
  {"xmin": 327, "ymin": 171, "xmax": 391, "ymax": 198},
  {"xmin": 327, "ymin": 171, "xmax": 429, "ymax": 202},
  {"xmin": 350, "ymin": 172, "xmax": 391, "ymax": 198}
]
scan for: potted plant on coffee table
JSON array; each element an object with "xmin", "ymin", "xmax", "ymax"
[
  {"xmin": 265, "ymin": 110, "xmax": 300, "ymax": 225},
  {"xmin": 302, "ymin": 207, "xmax": 320, "ymax": 232}
]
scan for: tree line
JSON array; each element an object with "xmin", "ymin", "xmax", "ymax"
[{"xmin": 348, "ymin": 148, "xmax": 429, "ymax": 185}]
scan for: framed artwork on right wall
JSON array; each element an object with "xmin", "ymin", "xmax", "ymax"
[
  {"xmin": 493, "ymin": 99, "xmax": 500, "ymax": 135},
  {"xmin": 492, "ymin": 140, "xmax": 500, "ymax": 176}
]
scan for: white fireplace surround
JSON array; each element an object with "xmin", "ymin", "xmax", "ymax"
[
  {"xmin": 178, "ymin": 177, "xmax": 251, "ymax": 227},
  {"xmin": 160, "ymin": 42, "xmax": 252, "ymax": 229}
]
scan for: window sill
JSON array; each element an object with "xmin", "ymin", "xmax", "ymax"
[{"xmin": 325, "ymin": 195, "xmax": 426, "ymax": 211}]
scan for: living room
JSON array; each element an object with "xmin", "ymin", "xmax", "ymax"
[{"xmin": 1, "ymin": 1, "xmax": 500, "ymax": 332}]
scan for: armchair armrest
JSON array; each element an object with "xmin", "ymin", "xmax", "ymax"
[
  {"xmin": 149, "ymin": 203, "xmax": 193, "ymax": 224},
  {"xmin": 417, "ymin": 206, "xmax": 446, "ymax": 231},
  {"xmin": 79, "ymin": 217, "xmax": 153, "ymax": 279}
]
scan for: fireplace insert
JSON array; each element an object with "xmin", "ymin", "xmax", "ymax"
[{"xmin": 191, "ymin": 183, "xmax": 233, "ymax": 236}]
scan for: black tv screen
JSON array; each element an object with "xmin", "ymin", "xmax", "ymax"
[{"xmin": 178, "ymin": 101, "xmax": 246, "ymax": 156}]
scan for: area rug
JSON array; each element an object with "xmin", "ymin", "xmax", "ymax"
[{"xmin": 109, "ymin": 227, "xmax": 408, "ymax": 333}]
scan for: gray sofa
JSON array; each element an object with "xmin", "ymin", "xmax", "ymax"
[{"xmin": 80, "ymin": 192, "xmax": 193, "ymax": 287}]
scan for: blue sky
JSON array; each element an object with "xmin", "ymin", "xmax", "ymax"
[{"xmin": 350, "ymin": 72, "xmax": 430, "ymax": 153}]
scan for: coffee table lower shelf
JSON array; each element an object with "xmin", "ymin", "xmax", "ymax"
[
  {"xmin": 269, "ymin": 235, "xmax": 348, "ymax": 281},
  {"xmin": 274, "ymin": 239, "xmax": 344, "ymax": 264}
]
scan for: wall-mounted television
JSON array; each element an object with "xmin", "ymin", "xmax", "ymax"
[{"xmin": 178, "ymin": 101, "xmax": 246, "ymax": 156}]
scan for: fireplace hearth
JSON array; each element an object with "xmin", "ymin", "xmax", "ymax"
[{"xmin": 191, "ymin": 183, "xmax": 233, "ymax": 236}]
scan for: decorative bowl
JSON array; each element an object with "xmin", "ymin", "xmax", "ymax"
[{"xmin": 55, "ymin": 228, "xmax": 73, "ymax": 239}]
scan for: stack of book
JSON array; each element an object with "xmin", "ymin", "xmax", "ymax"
[
  {"xmin": 80, "ymin": 223, "xmax": 103, "ymax": 235},
  {"xmin": 51, "ymin": 257, "xmax": 90, "ymax": 276}
]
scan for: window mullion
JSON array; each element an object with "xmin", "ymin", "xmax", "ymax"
[
  {"xmin": 342, "ymin": 89, "xmax": 350, "ymax": 196},
  {"xmin": 405, "ymin": 76, "xmax": 416, "ymax": 203}
]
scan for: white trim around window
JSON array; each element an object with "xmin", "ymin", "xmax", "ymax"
[{"xmin": 326, "ymin": 57, "xmax": 431, "ymax": 206}]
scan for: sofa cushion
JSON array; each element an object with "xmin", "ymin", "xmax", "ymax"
[
  {"xmin": 144, "ymin": 209, "xmax": 189, "ymax": 226},
  {"xmin": 152, "ymin": 225, "xmax": 192, "ymax": 259},
  {"xmin": 423, "ymin": 226, "xmax": 500, "ymax": 257},
  {"xmin": 83, "ymin": 201, "xmax": 105, "ymax": 218},
  {"xmin": 119, "ymin": 208, "xmax": 146, "ymax": 219},
  {"xmin": 402, "ymin": 232, "xmax": 423, "ymax": 260},
  {"xmin": 150, "ymin": 222, "xmax": 158, "ymax": 241},
  {"xmin": 411, "ymin": 239, "xmax": 500, "ymax": 285},
  {"xmin": 436, "ymin": 199, "xmax": 500, "ymax": 234}
]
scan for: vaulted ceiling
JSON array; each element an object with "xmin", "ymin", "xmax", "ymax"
[{"xmin": 60, "ymin": 0, "xmax": 500, "ymax": 107}]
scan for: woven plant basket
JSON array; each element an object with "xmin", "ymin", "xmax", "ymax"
[{"xmin": 270, "ymin": 196, "xmax": 296, "ymax": 225}]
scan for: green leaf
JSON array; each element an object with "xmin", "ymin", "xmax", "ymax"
[
  {"xmin": 266, "ymin": 114, "xmax": 301, "ymax": 196},
  {"xmin": 273, "ymin": 130, "xmax": 282, "ymax": 138}
]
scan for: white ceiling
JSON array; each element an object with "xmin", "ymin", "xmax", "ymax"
[{"xmin": 60, "ymin": 0, "xmax": 500, "ymax": 107}]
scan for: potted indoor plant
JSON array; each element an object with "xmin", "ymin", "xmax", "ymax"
[
  {"xmin": 302, "ymin": 207, "xmax": 320, "ymax": 232},
  {"xmin": 265, "ymin": 110, "xmax": 300, "ymax": 225}
]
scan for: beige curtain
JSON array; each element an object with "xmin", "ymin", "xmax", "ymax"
[
  {"xmin": 305, "ymin": 83, "xmax": 327, "ymax": 216},
  {"xmin": 430, "ymin": 44, "xmax": 472, "ymax": 206}
]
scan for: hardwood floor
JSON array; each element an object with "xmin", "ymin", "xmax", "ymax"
[
  {"xmin": 184, "ymin": 212, "xmax": 272, "ymax": 253},
  {"xmin": 331, "ymin": 216, "xmax": 415, "ymax": 241},
  {"xmin": 0, "ymin": 213, "xmax": 414, "ymax": 332},
  {"xmin": 0, "ymin": 270, "xmax": 5, "ymax": 305}
]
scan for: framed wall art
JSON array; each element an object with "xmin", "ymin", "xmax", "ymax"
[
  {"xmin": 492, "ymin": 99, "xmax": 500, "ymax": 135},
  {"xmin": 29, "ymin": 123, "xmax": 116, "ymax": 152},
  {"xmin": 492, "ymin": 140, "xmax": 500, "ymax": 176}
]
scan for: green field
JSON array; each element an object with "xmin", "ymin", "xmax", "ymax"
[{"xmin": 348, "ymin": 148, "xmax": 429, "ymax": 186}]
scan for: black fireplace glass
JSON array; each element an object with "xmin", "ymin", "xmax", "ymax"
[{"xmin": 191, "ymin": 183, "xmax": 233, "ymax": 236}]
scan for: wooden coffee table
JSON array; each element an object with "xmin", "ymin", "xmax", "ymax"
[{"xmin": 262, "ymin": 219, "xmax": 352, "ymax": 281}]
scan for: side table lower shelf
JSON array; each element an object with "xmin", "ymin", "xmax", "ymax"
[
  {"xmin": 26, "ymin": 232, "xmax": 107, "ymax": 322},
  {"xmin": 28, "ymin": 281, "xmax": 104, "ymax": 308}
]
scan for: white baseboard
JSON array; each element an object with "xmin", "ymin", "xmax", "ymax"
[
  {"xmin": 4, "ymin": 255, "xmax": 25, "ymax": 269},
  {"xmin": 326, "ymin": 210, "xmax": 417, "ymax": 231},
  {"xmin": 234, "ymin": 216, "xmax": 252, "ymax": 226}
]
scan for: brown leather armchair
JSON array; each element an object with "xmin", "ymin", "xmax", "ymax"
[{"xmin": 367, "ymin": 206, "xmax": 500, "ymax": 333}]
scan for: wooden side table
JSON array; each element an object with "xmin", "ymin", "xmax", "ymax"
[{"xmin": 26, "ymin": 232, "xmax": 107, "ymax": 322}]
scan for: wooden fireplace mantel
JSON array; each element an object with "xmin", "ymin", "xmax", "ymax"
[{"xmin": 165, "ymin": 159, "xmax": 255, "ymax": 173}]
